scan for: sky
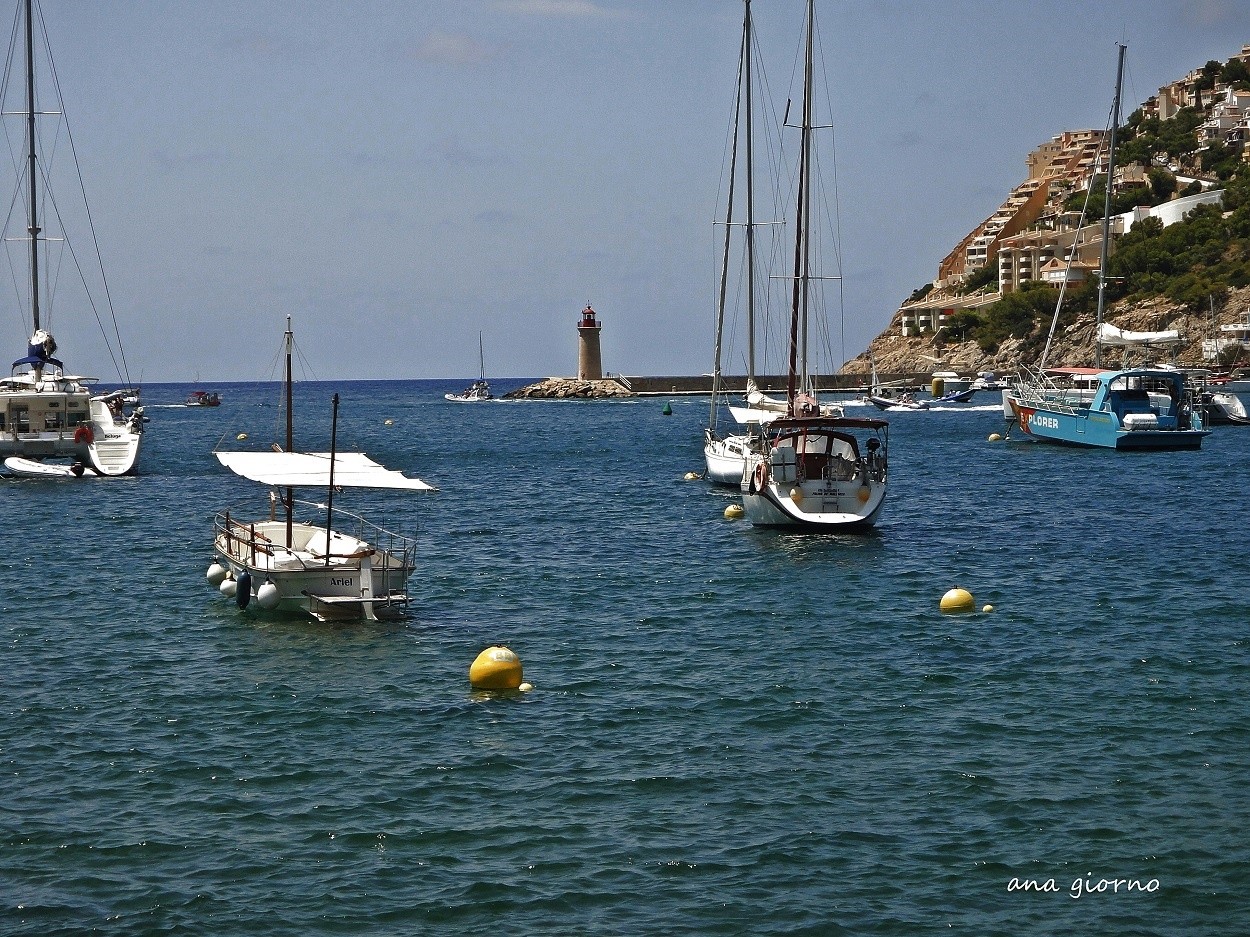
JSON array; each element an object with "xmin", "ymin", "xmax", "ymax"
[{"xmin": 2, "ymin": 0, "xmax": 1248, "ymax": 384}]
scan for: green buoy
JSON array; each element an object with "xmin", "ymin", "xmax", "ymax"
[{"xmin": 662, "ymin": 402, "xmax": 672, "ymax": 415}]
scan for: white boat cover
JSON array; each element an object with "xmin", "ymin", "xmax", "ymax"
[
  {"xmin": 728, "ymin": 406, "xmax": 785, "ymax": 424},
  {"xmin": 1097, "ymin": 323, "xmax": 1181, "ymax": 347},
  {"xmin": 216, "ymin": 451, "xmax": 436, "ymax": 490}
]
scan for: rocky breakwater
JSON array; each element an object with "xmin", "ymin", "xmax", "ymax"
[{"xmin": 502, "ymin": 377, "xmax": 633, "ymax": 400}]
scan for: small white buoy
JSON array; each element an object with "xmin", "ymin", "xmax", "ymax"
[
  {"xmin": 684, "ymin": 471, "xmax": 700, "ymax": 481},
  {"xmin": 518, "ymin": 683, "xmax": 534, "ymax": 693},
  {"xmin": 988, "ymin": 432, "xmax": 1002, "ymax": 442},
  {"xmin": 940, "ymin": 587, "xmax": 975, "ymax": 613},
  {"xmin": 724, "ymin": 503, "xmax": 744, "ymax": 519},
  {"xmin": 219, "ymin": 577, "xmax": 238, "ymax": 597},
  {"xmin": 982, "ymin": 604, "xmax": 994, "ymax": 613},
  {"xmin": 206, "ymin": 562, "xmax": 228, "ymax": 586},
  {"xmin": 384, "ymin": 419, "xmax": 394, "ymax": 426},
  {"xmin": 256, "ymin": 581, "xmax": 280, "ymax": 610},
  {"xmin": 470, "ymin": 645, "xmax": 523, "ymax": 690},
  {"xmin": 236, "ymin": 432, "xmax": 248, "ymax": 441}
]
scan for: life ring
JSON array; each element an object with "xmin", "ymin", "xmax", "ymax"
[
  {"xmin": 73, "ymin": 424, "xmax": 94, "ymax": 445},
  {"xmin": 752, "ymin": 460, "xmax": 768, "ymax": 493}
]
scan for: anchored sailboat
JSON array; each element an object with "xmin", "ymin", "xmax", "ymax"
[
  {"xmin": 445, "ymin": 332, "xmax": 494, "ymax": 402},
  {"xmin": 209, "ymin": 318, "xmax": 436, "ymax": 621},
  {"xmin": 739, "ymin": 0, "xmax": 889, "ymax": 531},
  {"xmin": 0, "ymin": 0, "xmax": 144, "ymax": 478}
]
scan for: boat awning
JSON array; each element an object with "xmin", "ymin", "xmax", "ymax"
[
  {"xmin": 1097, "ymin": 323, "xmax": 1181, "ymax": 347},
  {"xmin": 215, "ymin": 451, "xmax": 437, "ymax": 491}
]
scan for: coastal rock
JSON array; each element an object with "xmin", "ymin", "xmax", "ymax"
[{"xmin": 502, "ymin": 377, "xmax": 634, "ymax": 400}]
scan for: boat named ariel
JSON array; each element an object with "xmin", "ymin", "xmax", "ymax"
[{"xmin": 208, "ymin": 319, "xmax": 436, "ymax": 621}]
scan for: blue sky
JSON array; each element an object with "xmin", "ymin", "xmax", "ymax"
[{"xmin": 3, "ymin": 0, "xmax": 1247, "ymax": 383}]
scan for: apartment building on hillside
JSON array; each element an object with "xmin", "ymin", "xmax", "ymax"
[{"xmin": 935, "ymin": 130, "xmax": 1106, "ymax": 290}]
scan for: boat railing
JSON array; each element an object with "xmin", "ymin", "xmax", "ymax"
[{"xmin": 291, "ymin": 500, "xmax": 417, "ymax": 602}]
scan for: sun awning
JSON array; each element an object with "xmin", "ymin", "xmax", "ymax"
[{"xmin": 215, "ymin": 451, "xmax": 437, "ymax": 491}]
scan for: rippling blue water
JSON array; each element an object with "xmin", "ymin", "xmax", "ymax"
[{"xmin": 3, "ymin": 379, "xmax": 1248, "ymax": 935}]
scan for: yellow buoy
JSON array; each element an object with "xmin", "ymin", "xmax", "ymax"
[
  {"xmin": 235, "ymin": 432, "xmax": 248, "ymax": 441},
  {"xmin": 856, "ymin": 485, "xmax": 871, "ymax": 503},
  {"xmin": 724, "ymin": 503, "xmax": 744, "ymax": 519},
  {"xmin": 982, "ymin": 604, "xmax": 994, "ymax": 613},
  {"xmin": 987, "ymin": 432, "xmax": 1002, "ymax": 442},
  {"xmin": 940, "ymin": 587, "xmax": 976, "ymax": 613},
  {"xmin": 469, "ymin": 645, "xmax": 523, "ymax": 690}
]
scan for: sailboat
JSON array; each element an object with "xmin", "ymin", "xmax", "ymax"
[
  {"xmin": 739, "ymin": 0, "xmax": 889, "ymax": 531},
  {"xmin": 208, "ymin": 318, "xmax": 436, "ymax": 622},
  {"xmin": 445, "ymin": 333, "xmax": 494, "ymax": 402},
  {"xmin": 704, "ymin": 0, "xmax": 768, "ymax": 486},
  {"xmin": 1008, "ymin": 44, "xmax": 1208, "ymax": 451},
  {"xmin": 0, "ymin": 0, "xmax": 144, "ymax": 479}
]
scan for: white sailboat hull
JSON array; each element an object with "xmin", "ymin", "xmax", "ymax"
[
  {"xmin": 212, "ymin": 517, "xmax": 415, "ymax": 621},
  {"xmin": 703, "ymin": 432, "xmax": 753, "ymax": 487}
]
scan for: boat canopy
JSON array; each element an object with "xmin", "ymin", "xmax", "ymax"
[
  {"xmin": 216, "ymin": 451, "xmax": 437, "ymax": 491},
  {"xmin": 1097, "ymin": 323, "xmax": 1181, "ymax": 347}
]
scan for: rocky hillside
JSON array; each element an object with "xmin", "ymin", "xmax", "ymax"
[{"xmin": 842, "ymin": 286, "xmax": 1250, "ymax": 378}]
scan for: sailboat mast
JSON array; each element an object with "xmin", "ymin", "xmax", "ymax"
[
  {"xmin": 744, "ymin": 0, "xmax": 757, "ymax": 383},
  {"xmin": 1095, "ymin": 43, "xmax": 1126, "ymax": 370},
  {"xmin": 708, "ymin": 7, "xmax": 748, "ymax": 433},
  {"xmin": 478, "ymin": 331, "xmax": 485, "ymax": 380},
  {"xmin": 324, "ymin": 393, "xmax": 338, "ymax": 567},
  {"xmin": 24, "ymin": 0, "xmax": 40, "ymax": 336},
  {"xmin": 284, "ymin": 315, "xmax": 294, "ymax": 546},
  {"xmin": 786, "ymin": 0, "xmax": 814, "ymax": 412},
  {"xmin": 799, "ymin": 0, "xmax": 815, "ymax": 393}
]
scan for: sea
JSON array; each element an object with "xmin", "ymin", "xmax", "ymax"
[{"xmin": 2, "ymin": 379, "xmax": 1247, "ymax": 936}]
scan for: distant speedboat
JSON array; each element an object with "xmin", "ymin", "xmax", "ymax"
[
  {"xmin": 868, "ymin": 392, "xmax": 929, "ymax": 411},
  {"xmin": 186, "ymin": 390, "xmax": 221, "ymax": 407},
  {"xmin": 445, "ymin": 333, "xmax": 494, "ymax": 402}
]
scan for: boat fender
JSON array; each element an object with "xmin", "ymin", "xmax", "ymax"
[
  {"xmin": 236, "ymin": 570, "xmax": 252, "ymax": 609},
  {"xmin": 73, "ymin": 424, "xmax": 94, "ymax": 445},
  {"xmin": 207, "ymin": 562, "xmax": 228, "ymax": 586},
  {"xmin": 256, "ymin": 580, "xmax": 280, "ymax": 610},
  {"xmin": 751, "ymin": 461, "xmax": 767, "ymax": 493}
]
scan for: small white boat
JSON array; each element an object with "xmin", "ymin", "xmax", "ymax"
[
  {"xmin": 4, "ymin": 456, "xmax": 99, "ymax": 478},
  {"xmin": 445, "ymin": 333, "xmax": 494, "ymax": 402},
  {"xmin": 209, "ymin": 319, "xmax": 436, "ymax": 621}
]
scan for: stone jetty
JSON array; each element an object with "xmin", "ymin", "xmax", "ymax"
[{"xmin": 502, "ymin": 377, "xmax": 633, "ymax": 400}]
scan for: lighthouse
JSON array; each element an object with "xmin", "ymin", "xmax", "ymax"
[{"xmin": 577, "ymin": 303, "xmax": 603, "ymax": 380}]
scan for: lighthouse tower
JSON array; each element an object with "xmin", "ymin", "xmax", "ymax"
[{"xmin": 577, "ymin": 303, "xmax": 603, "ymax": 380}]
